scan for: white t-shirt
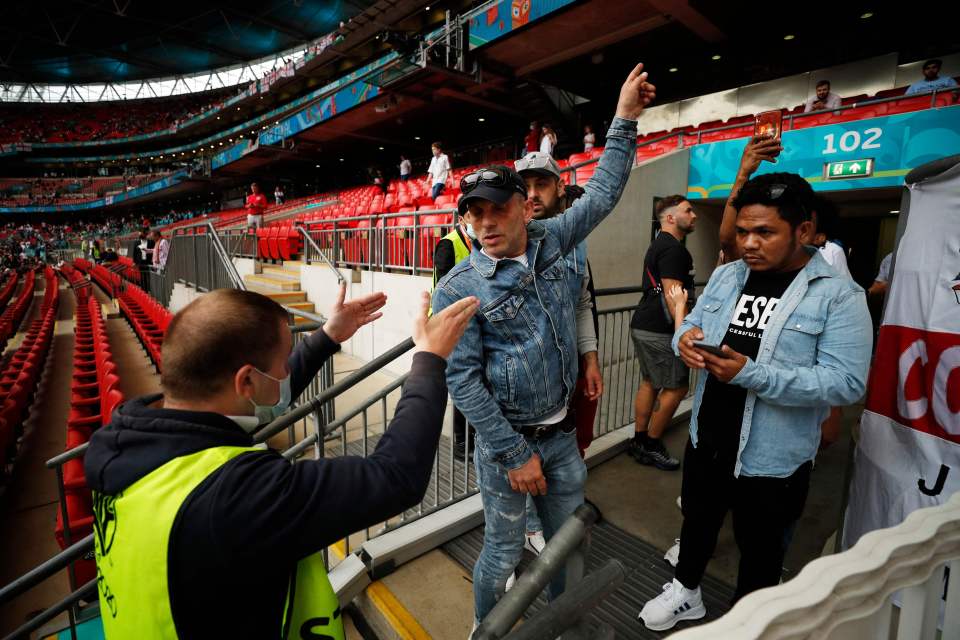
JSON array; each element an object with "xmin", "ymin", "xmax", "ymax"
[
  {"xmin": 819, "ymin": 241, "xmax": 851, "ymax": 278},
  {"xmin": 803, "ymin": 92, "xmax": 842, "ymax": 112},
  {"xmin": 540, "ymin": 134, "xmax": 555, "ymax": 156},
  {"xmin": 428, "ymin": 153, "xmax": 450, "ymax": 186},
  {"xmin": 400, "ymin": 159, "xmax": 412, "ymax": 176},
  {"xmin": 583, "ymin": 132, "xmax": 595, "ymax": 151},
  {"xmin": 478, "ymin": 248, "xmax": 568, "ymax": 425},
  {"xmin": 875, "ymin": 252, "xmax": 893, "ymax": 283}
]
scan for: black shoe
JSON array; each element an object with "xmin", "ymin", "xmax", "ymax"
[{"xmin": 632, "ymin": 438, "xmax": 680, "ymax": 471}]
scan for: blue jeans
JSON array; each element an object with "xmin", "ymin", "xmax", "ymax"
[
  {"xmin": 431, "ymin": 182, "xmax": 445, "ymax": 200},
  {"xmin": 473, "ymin": 428, "xmax": 587, "ymax": 622}
]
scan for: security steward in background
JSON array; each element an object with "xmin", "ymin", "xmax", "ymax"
[
  {"xmin": 85, "ymin": 284, "xmax": 479, "ymax": 639},
  {"xmin": 432, "ymin": 216, "xmax": 475, "ymax": 460}
]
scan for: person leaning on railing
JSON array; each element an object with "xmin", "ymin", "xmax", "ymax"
[{"xmin": 82, "ymin": 284, "xmax": 478, "ymax": 639}]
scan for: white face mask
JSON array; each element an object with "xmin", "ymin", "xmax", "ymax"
[
  {"xmin": 464, "ymin": 222, "xmax": 477, "ymax": 239},
  {"xmin": 249, "ymin": 367, "xmax": 292, "ymax": 425}
]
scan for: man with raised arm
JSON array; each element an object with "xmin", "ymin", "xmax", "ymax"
[{"xmin": 432, "ymin": 63, "xmax": 655, "ymax": 631}]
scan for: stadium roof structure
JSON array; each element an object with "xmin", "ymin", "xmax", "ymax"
[{"xmin": 0, "ymin": 0, "xmax": 396, "ymax": 101}]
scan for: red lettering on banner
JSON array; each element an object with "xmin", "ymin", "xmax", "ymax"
[{"xmin": 867, "ymin": 324, "xmax": 960, "ymax": 444}]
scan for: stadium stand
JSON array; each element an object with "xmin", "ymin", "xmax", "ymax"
[{"xmin": 0, "ymin": 268, "xmax": 57, "ymax": 473}]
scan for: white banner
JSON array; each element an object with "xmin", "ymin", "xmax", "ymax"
[{"xmin": 842, "ymin": 158, "xmax": 960, "ymax": 549}]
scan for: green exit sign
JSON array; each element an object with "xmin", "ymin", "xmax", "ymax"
[{"xmin": 824, "ymin": 159, "xmax": 874, "ymax": 179}]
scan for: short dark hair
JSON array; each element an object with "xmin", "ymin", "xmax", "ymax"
[
  {"xmin": 161, "ymin": 289, "xmax": 289, "ymax": 401},
  {"xmin": 431, "ymin": 141, "xmax": 442, "ymax": 150},
  {"xmin": 923, "ymin": 59, "xmax": 942, "ymax": 68},
  {"xmin": 816, "ymin": 80, "xmax": 830, "ymax": 88},
  {"xmin": 655, "ymin": 195, "xmax": 687, "ymax": 220},
  {"xmin": 733, "ymin": 172, "xmax": 815, "ymax": 229}
]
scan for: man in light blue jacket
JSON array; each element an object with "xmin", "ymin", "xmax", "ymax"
[
  {"xmin": 639, "ymin": 172, "xmax": 872, "ymax": 631},
  {"xmin": 433, "ymin": 63, "xmax": 655, "ymax": 629}
]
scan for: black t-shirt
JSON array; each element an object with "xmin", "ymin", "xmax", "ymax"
[
  {"xmin": 696, "ymin": 268, "xmax": 802, "ymax": 454},
  {"xmin": 631, "ymin": 231, "xmax": 695, "ymax": 334}
]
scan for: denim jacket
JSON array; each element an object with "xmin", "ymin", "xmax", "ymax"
[
  {"xmin": 674, "ymin": 249, "xmax": 872, "ymax": 478},
  {"xmin": 432, "ymin": 117, "xmax": 638, "ymax": 470}
]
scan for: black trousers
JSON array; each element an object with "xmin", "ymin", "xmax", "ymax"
[{"xmin": 675, "ymin": 437, "xmax": 811, "ymax": 602}]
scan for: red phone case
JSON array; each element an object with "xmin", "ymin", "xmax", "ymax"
[{"xmin": 754, "ymin": 110, "xmax": 782, "ymax": 139}]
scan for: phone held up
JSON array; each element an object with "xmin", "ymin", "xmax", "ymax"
[
  {"xmin": 754, "ymin": 109, "xmax": 782, "ymax": 140},
  {"xmin": 692, "ymin": 341, "xmax": 732, "ymax": 359}
]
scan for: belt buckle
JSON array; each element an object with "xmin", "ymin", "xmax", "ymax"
[{"xmin": 532, "ymin": 425, "xmax": 551, "ymax": 439}]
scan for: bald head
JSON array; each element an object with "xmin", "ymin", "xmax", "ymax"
[{"xmin": 161, "ymin": 289, "xmax": 289, "ymax": 402}]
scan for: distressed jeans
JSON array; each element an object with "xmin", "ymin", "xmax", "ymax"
[{"xmin": 473, "ymin": 427, "xmax": 587, "ymax": 622}]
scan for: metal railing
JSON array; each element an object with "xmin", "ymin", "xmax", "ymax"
[
  {"xmin": 166, "ymin": 221, "xmax": 245, "ymax": 294},
  {"xmin": 475, "ymin": 503, "xmax": 625, "ymax": 640}
]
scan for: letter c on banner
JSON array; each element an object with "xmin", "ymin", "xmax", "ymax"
[
  {"xmin": 898, "ymin": 339, "xmax": 928, "ymax": 420},
  {"xmin": 933, "ymin": 346, "xmax": 960, "ymax": 435}
]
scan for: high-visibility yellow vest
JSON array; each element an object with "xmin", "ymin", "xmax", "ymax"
[
  {"xmin": 429, "ymin": 229, "xmax": 471, "ymax": 316},
  {"xmin": 92, "ymin": 446, "xmax": 344, "ymax": 640}
]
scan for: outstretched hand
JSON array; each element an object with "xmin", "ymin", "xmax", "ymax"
[
  {"xmin": 738, "ymin": 135, "xmax": 782, "ymax": 177},
  {"xmin": 413, "ymin": 292, "xmax": 479, "ymax": 359},
  {"xmin": 615, "ymin": 63, "xmax": 657, "ymax": 120},
  {"xmin": 322, "ymin": 282, "xmax": 387, "ymax": 344}
]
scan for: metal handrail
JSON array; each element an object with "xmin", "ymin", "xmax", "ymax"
[
  {"xmin": 0, "ymin": 580, "xmax": 96, "ymax": 640},
  {"xmin": 0, "ymin": 534, "xmax": 94, "ymax": 605},
  {"xmin": 474, "ymin": 503, "xmax": 601, "ymax": 640},
  {"xmin": 295, "ymin": 224, "xmax": 345, "ymax": 284}
]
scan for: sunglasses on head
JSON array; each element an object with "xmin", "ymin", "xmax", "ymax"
[
  {"xmin": 767, "ymin": 183, "xmax": 810, "ymax": 217},
  {"xmin": 460, "ymin": 168, "xmax": 513, "ymax": 195}
]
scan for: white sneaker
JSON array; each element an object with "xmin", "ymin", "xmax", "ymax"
[
  {"xmin": 505, "ymin": 571, "xmax": 516, "ymax": 592},
  {"xmin": 525, "ymin": 531, "xmax": 546, "ymax": 555},
  {"xmin": 664, "ymin": 539, "xmax": 680, "ymax": 568},
  {"xmin": 676, "ymin": 495, "xmax": 682, "ymax": 510},
  {"xmin": 639, "ymin": 579, "xmax": 706, "ymax": 631}
]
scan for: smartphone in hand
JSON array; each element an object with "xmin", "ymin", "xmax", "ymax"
[
  {"xmin": 754, "ymin": 109, "xmax": 783, "ymax": 140},
  {"xmin": 692, "ymin": 341, "xmax": 732, "ymax": 359}
]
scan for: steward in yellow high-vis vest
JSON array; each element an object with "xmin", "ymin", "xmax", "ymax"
[{"xmin": 85, "ymin": 287, "xmax": 478, "ymax": 639}]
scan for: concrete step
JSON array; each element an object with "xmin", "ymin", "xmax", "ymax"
[
  {"xmin": 262, "ymin": 263, "xmax": 303, "ymax": 277},
  {"xmin": 255, "ymin": 268, "xmax": 301, "ymax": 282},
  {"xmin": 244, "ymin": 274, "xmax": 300, "ymax": 291},
  {"xmin": 246, "ymin": 289, "xmax": 308, "ymax": 303}
]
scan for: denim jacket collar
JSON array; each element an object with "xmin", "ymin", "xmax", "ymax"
[
  {"xmin": 469, "ymin": 220, "xmax": 548, "ymax": 279},
  {"xmin": 729, "ymin": 246, "xmax": 834, "ymax": 289}
]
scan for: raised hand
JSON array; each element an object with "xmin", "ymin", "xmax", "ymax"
[
  {"xmin": 412, "ymin": 292, "xmax": 479, "ymax": 358},
  {"xmin": 322, "ymin": 282, "xmax": 387, "ymax": 344},
  {"xmin": 615, "ymin": 63, "xmax": 657, "ymax": 120},
  {"xmin": 738, "ymin": 135, "xmax": 783, "ymax": 178}
]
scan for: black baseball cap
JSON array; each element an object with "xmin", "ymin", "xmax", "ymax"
[{"xmin": 458, "ymin": 165, "xmax": 528, "ymax": 215}]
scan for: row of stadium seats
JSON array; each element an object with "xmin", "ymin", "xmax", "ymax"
[
  {"xmin": 257, "ymin": 225, "xmax": 303, "ymax": 261},
  {"xmin": 0, "ymin": 270, "xmax": 36, "ymax": 355},
  {"xmin": 118, "ymin": 283, "xmax": 173, "ymax": 370},
  {"xmin": 116, "ymin": 256, "xmax": 141, "ymax": 284},
  {"xmin": 0, "ymin": 268, "xmax": 56, "ymax": 474},
  {"xmin": 0, "ymin": 272, "xmax": 18, "ymax": 313},
  {"xmin": 74, "ymin": 258, "xmax": 123, "ymax": 298},
  {"xmin": 54, "ymin": 275, "xmax": 123, "ymax": 587}
]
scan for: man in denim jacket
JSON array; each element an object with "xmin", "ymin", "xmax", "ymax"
[
  {"xmin": 638, "ymin": 173, "xmax": 872, "ymax": 631},
  {"xmin": 432, "ymin": 63, "xmax": 655, "ymax": 628}
]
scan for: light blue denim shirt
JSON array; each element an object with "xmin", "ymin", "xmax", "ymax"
[
  {"xmin": 673, "ymin": 249, "xmax": 873, "ymax": 478},
  {"xmin": 432, "ymin": 117, "xmax": 638, "ymax": 470}
]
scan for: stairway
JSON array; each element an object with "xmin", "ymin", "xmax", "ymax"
[{"xmin": 243, "ymin": 261, "xmax": 318, "ymax": 324}]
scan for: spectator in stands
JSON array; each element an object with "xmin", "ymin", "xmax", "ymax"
[
  {"xmin": 245, "ymin": 182, "xmax": 268, "ymax": 229},
  {"xmin": 151, "ymin": 230, "xmax": 170, "ymax": 272},
  {"xmin": 803, "ymin": 80, "xmax": 841, "ymax": 112},
  {"xmin": 905, "ymin": 59, "xmax": 959, "ymax": 95},
  {"xmin": 84, "ymin": 285, "xmax": 479, "ymax": 639},
  {"xmin": 629, "ymin": 196, "xmax": 697, "ymax": 471},
  {"xmin": 400, "ymin": 154, "xmax": 412, "ymax": 181},
  {"xmin": 639, "ymin": 173, "xmax": 872, "ymax": 631},
  {"xmin": 427, "ymin": 142, "xmax": 451, "ymax": 200},
  {"xmin": 539, "ymin": 123, "xmax": 558, "ymax": 156},
  {"xmin": 431, "ymin": 217, "xmax": 474, "ymax": 462},
  {"xmin": 274, "ymin": 185, "xmax": 284, "ymax": 205},
  {"xmin": 432, "ymin": 62, "xmax": 654, "ymax": 631},
  {"xmin": 583, "ymin": 124, "xmax": 596, "ymax": 152},
  {"xmin": 525, "ymin": 121, "xmax": 541, "ymax": 154}
]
